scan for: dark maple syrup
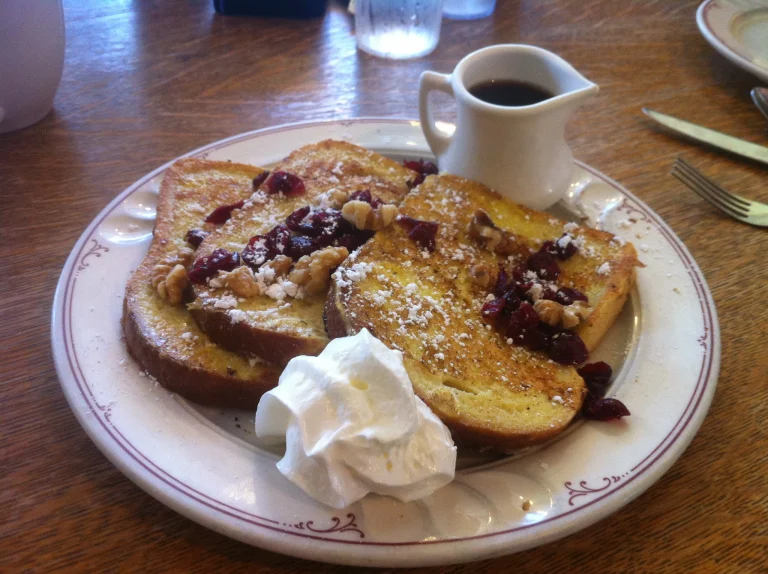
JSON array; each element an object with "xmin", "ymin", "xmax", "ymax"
[{"xmin": 469, "ymin": 79, "xmax": 553, "ymax": 107}]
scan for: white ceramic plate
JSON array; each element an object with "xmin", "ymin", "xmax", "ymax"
[
  {"xmin": 52, "ymin": 119, "xmax": 720, "ymax": 567},
  {"xmin": 697, "ymin": 0, "xmax": 768, "ymax": 83}
]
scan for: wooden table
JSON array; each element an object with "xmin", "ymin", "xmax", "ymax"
[{"xmin": 2, "ymin": 0, "xmax": 766, "ymax": 571}]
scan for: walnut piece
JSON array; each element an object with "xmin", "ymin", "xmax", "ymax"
[
  {"xmin": 533, "ymin": 298, "xmax": 591, "ymax": 328},
  {"xmin": 220, "ymin": 265, "xmax": 262, "ymax": 298},
  {"xmin": 263, "ymin": 254, "xmax": 292, "ymax": 278},
  {"xmin": 318, "ymin": 188, "xmax": 350, "ymax": 210},
  {"xmin": 534, "ymin": 299, "xmax": 563, "ymax": 327},
  {"xmin": 469, "ymin": 263, "xmax": 492, "ymax": 288},
  {"xmin": 288, "ymin": 246, "xmax": 349, "ymax": 295},
  {"xmin": 562, "ymin": 301, "xmax": 590, "ymax": 328},
  {"xmin": 156, "ymin": 264, "xmax": 188, "ymax": 305},
  {"xmin": 151, "ymin": 245, "xmax": 196, "ymax": 291},
  {"xmin": 342, "ymin": 200, "xmax": 399, "ymax": 231},
  {"xmin": 467, "ymin": 209, "xmax": 517, "ymax": 255}
]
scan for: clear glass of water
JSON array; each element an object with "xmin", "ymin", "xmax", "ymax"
[
  {"xmin": 355, "ymin": 0, "xmax": 443, "ymax": 60},
  {"xmin": 442, "ymin": 0, "xmax": 497, "ymax": 20}
]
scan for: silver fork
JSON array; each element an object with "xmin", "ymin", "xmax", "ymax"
[{"xmin": 671, "ymin": 157, "xmax": 768, "ymax": 227}]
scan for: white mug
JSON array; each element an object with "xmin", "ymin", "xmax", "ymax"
[
  {"xmin": 419, "ymin": 44, "xmax": 598, "ymax": 210},
  {"xmin": 0, "ymin": 0, "xmax": 65, "ymax": 133}
]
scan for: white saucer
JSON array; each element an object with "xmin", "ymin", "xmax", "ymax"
[
  {"xmin": 51, "ymin": 119, "xmax": 720, "ymax": 567},
  {"xmin": 697, "ymin": 0, "xmax": 768, "ymax": 83}
]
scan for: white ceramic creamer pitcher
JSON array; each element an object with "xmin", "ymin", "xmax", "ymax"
[{"xmin": 419, "ymin": 45, "xmax": 598, "ymax": 210}]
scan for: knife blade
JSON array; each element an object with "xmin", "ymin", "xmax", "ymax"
[{"xmin": 642, "ymin": 108, "xmax": 768, "ymax": 166}]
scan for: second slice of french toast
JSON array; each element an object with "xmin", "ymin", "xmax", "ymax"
[
  {"xmin": 189, "ymin": 140, "xmax": 416, "ymax": 366},
  {"xmin": 325, "ymin": 174, "xmax": 640, "ymax": 450}
]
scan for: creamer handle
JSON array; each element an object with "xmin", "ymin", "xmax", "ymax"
[{"xmin": 418, "ymin": 71, "xmax": 454, "ymax": 160}]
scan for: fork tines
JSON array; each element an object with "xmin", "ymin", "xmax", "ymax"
[{"xmin": 671, "ymin": 157, "xmax": 750, "ymax": 220}]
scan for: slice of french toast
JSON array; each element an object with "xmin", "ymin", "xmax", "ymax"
[
  {"xmin": 123, "ymin": 158, "xmax": 282, "ymax": 408},
  {"xmin": 325, "ymin": 174, "xmax": 640, "ymax": 450},
  {"xmin": 189, "ymin": 140, "xmax": 415, "ymax": 366}
]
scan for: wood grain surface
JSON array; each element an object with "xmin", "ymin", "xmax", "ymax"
[{"xmin": 1, "ymin": 0, "xmax": 766, "ymax": 571}]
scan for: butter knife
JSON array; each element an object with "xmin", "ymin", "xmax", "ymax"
[{"xmin": 642, "ymin": 108, "xmax": 768, "ymax": 166}]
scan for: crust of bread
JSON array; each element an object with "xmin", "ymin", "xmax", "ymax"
[
  {"xmin": 190, "ymin": 140, "xmax": 415, "ymax": 365},
  {"xmin": 122, "ymin": 158, "xmax": 282, "ymax": 408},
  {"xmin": 325, "ymin": 174, "xmax": 640, "ymax": 450}
]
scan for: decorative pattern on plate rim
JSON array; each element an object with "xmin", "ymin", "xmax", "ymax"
[
  {"xmin": 565, "ymin": 474, "xmax": 630, "ymax": 506},
  {"xmin": 615, "ymin": 201, "xmax": 649, "ymax": 223},
  {"xmin": 283, "ymin": 514, "xmax": 365, "ymax": 539},
  {"xmin": 76, "ymin": 238, "xmax": 110, "ymax": 273}
]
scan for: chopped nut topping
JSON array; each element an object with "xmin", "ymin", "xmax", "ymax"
[
  {"xmin": 263, "ymin": 254, "xmax": 292, "ymax": 278},
  {"xmin": 156, "ymin": 264, "xmax": 188, "ymax": 304},
  {"xmin": 468, "ymin": 209, "xmax": 517, "ymax": 255},
  {"xmin": 151, "ymin": 245, "xmax": 195, "ymax": 285},
  {"xmin": 151, "ymin": 245, "xmax": 197, "ymax": 304},
  {"xmin": 534, "ymin": 299, "xmax": 563, "ymax": 327},
  {"xmin": 562, "ymin": 301, "xmax": 590, "ymax": 328},
  {"xmin": 527, "ymin": 283, "xmax": 544, "ymax": 302},
  {"xmin": 469, "ymin": 263, "xmax": 492, "ymax": 288},
  {"xmin": 289, "ymin": 246, "xmax": 349, "ymax": 295},
  {"xmin": 318, "ymin": 188, "xmax": 350, "ymax": 210},
  {"xmin": 342, "ymin": 200, "xmax": 399, "ymax": 231},
  {"xmin": 219, "ymin": 265, "xmax": 262, "ymax": 298}
]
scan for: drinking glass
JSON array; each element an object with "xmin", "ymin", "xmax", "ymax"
[
  {"xmin": 442, "ymin": 0, "xmax": 497, "ymax": 20},
  {"xmin": 355, "ymin": 0, "xmax": 443, "ymax": 60}
]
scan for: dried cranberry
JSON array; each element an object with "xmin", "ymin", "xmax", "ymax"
[
  {"xmin": 522, "ymin": 328, "xmax": 550, "ymax": 351},
  {"xmin": 501, "ymin": 289, "xmax": 522, "ymax": 312},
  {"xmin": 285, "ymin": 235, "xmax": 319, "ymax": 260},
  {"xmin": 396, "ymin": 215, "xmax": 419, "ymax": 231},
  {"xmin": 334, "ymin": 230, "xmax": 374, "ymax": 253},
  {"xmin": 252, "ymin": 171, "xmax": 270, "ymax": 189},
  {"xmin": 527, "ymin": 251, "xmax": 560, "ymax": 281},
  {"xmin": 185, "ymin": 229, "xmax": 209, "ymax": 248},
  {"xmin": 577, "ymin": 361, "xmax": 613, "ymax": 397},
  {"xmin": 540, "ymin": 286, "xmax": 559, "ymax": 302},
  {"xmin": 403, "ymin": 159, "xmax": 438, "ymax": 176},
  {"xmin": 481, "ymin": 298, "xmax": 506, "ymax": 321},
  {"xmin": 286, "ymin": 205, "xmax": 311, "ymax": 232},
  {"xmin": 511, "ymin": 263, "xmax": 528, "ymax": 283},
  {"xmin": 410, "ymin": 223, "xmax": 439, "ymax": 251},
  {"xmin": 265, "ymin": 225, "xmax": 291, "ymax": 256},
  {"xmin": 404, "ymin": 159, "xmax": 438, "ymax": 188},
  {"xmin": 582, "ymin": 396, "xmax": 630, "ymax": 421},
  {"xmin": 505, "ymin": 302, "xmax": 540, "ymax": 343},
  {"xmin": 494, "ymin": 265, "xmax": 509, "ymax": 297},
  {"xmin": 349, "ymin": 189, "xmax": 384, "ymax": 208},
  {"xmin": 242, "ymin": 225, "xmax": 291, "ymax": 269},
  {"xmin": 205, "ymin": 200, "xmax": 245, "ymax": 224},
  {"xmin": 555, "ymin": 235, "xmax": 579, "ymax": 259},
  {"xmin": 556, "ymin": 286, "xmax": 588, "ymax": 306},
  {"xmin": 548, "ymin": 330, "xmax": 589, "ymax": 365},
  {"xmin": 188, "ymin": 248, "xmax": 240, "ymax": 284},
  {"xmin": 242, "ymin": 235, "xmax": 269, "ymax": 269},
  {"xmin": 298, "ymin": 209, "xmax": 349, "ymax": 238},
  {"xmin": 350, "ymin": 189, "xmax": 372, "ymax": 203},
  {"xmin": 397, "ymin": 216, "xmax": 438, "ymax": 252},
  {"xmin": 541, "ymin": 235, "xmax": 578, "ymax": 260},
  {"xmin": 265, "ymin": 171, "xmax": 306, "ymax": 196}
]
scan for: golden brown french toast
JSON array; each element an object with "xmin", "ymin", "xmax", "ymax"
[
  {"xmin": 325, "ymin": 174, "xmax": 640, "ymax": 450},
  {"xmin": 123, "ymin": 158, "xmax": 282, "ymax": 408},
  {"xmin": 189, "ymin": 140, "xmax": 415, "ymax": 366}
]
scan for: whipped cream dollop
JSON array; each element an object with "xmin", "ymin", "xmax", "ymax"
[{"xmin": 255, "ymin": 329, "xmax": 456, "ymax": 508}]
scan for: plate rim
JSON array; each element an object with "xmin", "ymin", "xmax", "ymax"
[
  {"xmin": 697, "ymin": 0, "xmax": 768, "ymax": 84},
  {"xmin": 51, "ymin": 117, "xmax": 720, "ymax": 566}
]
